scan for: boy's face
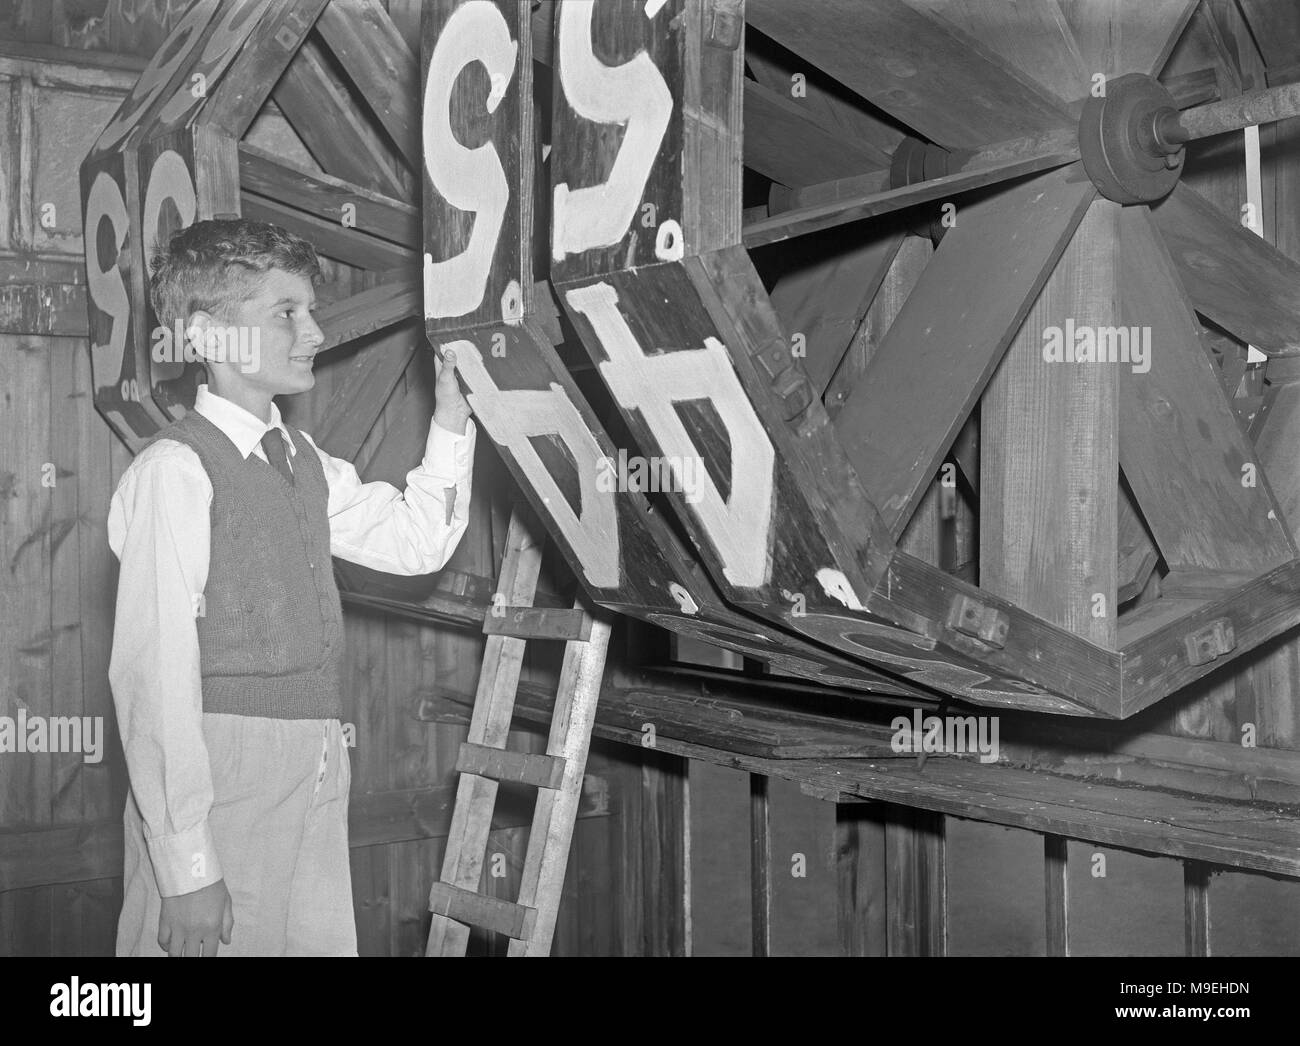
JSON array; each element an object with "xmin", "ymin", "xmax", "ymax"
[{"xmin": 200, "ymin": 267, "xmax": 323, "ymax": 400}]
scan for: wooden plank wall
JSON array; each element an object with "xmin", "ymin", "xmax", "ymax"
[{"xmin": 0, "ymin": 39, "xmax": 675, "ymax": 957}]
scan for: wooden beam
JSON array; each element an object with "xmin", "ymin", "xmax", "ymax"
[
  {"xmin": 593, "ymin": 720, "xmax": 1300, "ymax": 879},
  {"xmin": 237, "ymin": 143, "xmax": 419, "ymax": 247},
  {"xmin": 315, "ymin": 0, "xmax": 419, "ymax": 167},
  {"xmin": 239, "ymin": 192, "xmax": 415, "ymax": 271},
  {"xmin": 835, "ymin": 801, "xmax": 887, "ymax": 956},
  {"xmin": 835, "ymin": 165, "xmax": 1096, "ymax": 539},
  {"xmin": 885, "ymin": 806, "xmax": 946, "ymax": 956},
  {"xmin": 1118, "ymin": 205, "xmax": 1295, "ymax": 573},
  {"xmin": 1151, "ymin": 183, "xmax": 1300, "ymax": 355},
  {"xmin": 1117, "ymin": 485, "xmax": 1160, "ymax": 605},
  {"xmin": 311, "ymin": 321, "xmax": 419, "ymax": 462},
  {"xmin": 1044, "ymin": 834, "xmax": 1069, "ymax": 956},
  {"xmin": 909, "ymin": 0, "xmax": 1090, "ymax": 112},
  {"xmin": 743, "ymin": 146, "xmax": 1078, "ymax": 248},
  {"xmin": 197, "ymin": 0, "xmax": 329, "ymax": 139},
  {"xmin": 746, "ymin": 0, "xmax": 1073, "ymax": 150},
  {"xmin": 1059, "ymin": 0, "xmax": 1198, "ymax": 78},
  {"xmin": 0, "ymin": 258, "xmax": 86, "ymax": 337},
  {"xmin": 1234, "ymin": 0, "xmax": 1300, "ymax": 71},
  {"xmin": 743, "ymin": 33, "xmax": 904, "ymax": 162},
  {"xmin": 981, "ymin": 197, "xmax": 1120, "ymax": 648},
  {"xmin": 765, "ymin": 228, "xmax": 904, "ymax": 396},
  {"xmin": 1120, "ymin": 559, "xmax": 1300, "ymax": 714},
  {"xmin": 271, "ymin": 34, "xmax": 407, "ymax": 198},
  {"xmin": 750, "ymin": 773, "xmax": 772, "ymax": 957},
  {"xmin": 1183, "ymin": 860, "xmax": 1212, "ymax": 956},
  {"xmin": 824, "ymin": 232, "xmax": 931, "ymax": 422},
  {"xmin": 741, "ymin": 78, "xmax": 890, "ymax": 188},
  {"xmin": 317, "ymin": 278, "xmax": 421, "ymax": 352}
]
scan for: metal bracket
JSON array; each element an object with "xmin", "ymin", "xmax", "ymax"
[
  {"xmin": 946, "ymin": 593, "xmax": 1010, "ymax": 649},
  {"xmin": 703, "ymin": 0, "xmax": 744, "ymax": 49},
  {"xmin": 1184, "ymin": 618, "xmax": 1236, "ymax": 667}
]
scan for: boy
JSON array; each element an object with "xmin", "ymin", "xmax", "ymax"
[{"xmin": 108, "ymin": 219, "xmax": 476, "ymax": 956}]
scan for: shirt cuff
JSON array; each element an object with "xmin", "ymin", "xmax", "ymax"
[
  {"xmin": 145, "ymin": 821, "xmax": 224, "ymax": 897},
  {"xmin": 425, "ymin": 417, "xmax": 476, "ymax": 472}
]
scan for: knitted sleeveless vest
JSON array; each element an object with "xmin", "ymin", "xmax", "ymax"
[{"xmin": 145, "ymin": 411, "xmax": 344, "ymax": 719}]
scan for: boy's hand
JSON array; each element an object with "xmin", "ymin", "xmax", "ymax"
[
  {"xmin": 158, "ymin": 878, "xmax": 233, "ymax": 956},
  {"xmin": 432, "ymin": 348, "xmax": 472, "ymax": 436}
]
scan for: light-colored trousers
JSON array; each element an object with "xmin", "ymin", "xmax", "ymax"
[{"xmin": 117, "ymin": 714, "xmax": 357, "ymax": 956}]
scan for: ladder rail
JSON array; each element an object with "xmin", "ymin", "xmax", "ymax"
[
  {"xmin": 425, "ymin": 504, "xmax": 612, "ymax": 957},
  {"xmin": 426, "ymin": 508, "xmax": 545, "ymax": 957}
]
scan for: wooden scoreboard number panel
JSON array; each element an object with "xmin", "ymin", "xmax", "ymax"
[
  {"xmin": 558, "ymin": 259, "xmax": 1106, "ymax": 716},
  {"xmin": 545, "ymin": 0, "xmax": 1121, "ymax": 715},
  {"xmin": 420, "ymin": 0, "xmax": 935, "ymax": 702},
  {"xmin": 81, "ymin": 149, "xmax": 170, "ymax": 451},
  {"xmin": 134, "ymin": 130, "xmax": 242, "ymax": 418},
  {"xmin": 81, "ymin": 0, "xmax": 327, "ymax": 442}
]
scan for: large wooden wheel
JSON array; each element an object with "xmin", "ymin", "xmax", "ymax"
[{"xmin": 81, "ymin": 0, "xmax": 1300, "ymax": 719}]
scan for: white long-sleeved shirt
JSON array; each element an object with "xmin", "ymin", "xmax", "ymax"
[{"xmin": 107, "ymin": 385, "xmax": 476, "ymax": 896}]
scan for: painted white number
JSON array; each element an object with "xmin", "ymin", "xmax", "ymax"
[
  {"xmin": 142, "ymin": 150, "xmax": 198, "ymax": 380},
  {"xmin": 565, "ymin": 281, "xmax": 774, "ymax": 588},
  {"xmin": 552, "ymin": 0, "xmax": 673, "ymax": 261},
  {"xmin": 155, "ymin": 0, "xmax": 266, "ymax": 127},
  {"xmin": 422, "ymin": 1, "xmax": 519, "ymax": 322},
  {"xmin": 84, "ymin": 171, "xmax": 132, "ymax": 388},
  {"xmin": 447, "ymin": 338, "xmax": 621, "ymax": 588},
  {"xmin": 93, "ymin": 1, "xmax": 212, "ymax": 152}
]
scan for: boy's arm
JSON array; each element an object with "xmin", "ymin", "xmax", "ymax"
[
  {"xmin": 107, "ymin": 443, "xmax": 224, "ymax": 896},
  {"xmin": 303, "ymin": 417, "xmax": 477, "ymax": 575}
]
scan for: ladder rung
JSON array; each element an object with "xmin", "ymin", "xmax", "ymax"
[
  {"xmin": 482, "ymin": 607, "xmax": 592, "ymax": 641},
  {"xmin": 456, "ymin": 742, "xmax": 567, "ymax": 789},
  {"xmin": 427, "ymin": 881, "xmax": 537, "ymax": 940}
]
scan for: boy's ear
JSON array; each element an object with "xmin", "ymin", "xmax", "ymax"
[{"xmin": 186, "ymin": 311, "xmax": 219, "ymax": 362}]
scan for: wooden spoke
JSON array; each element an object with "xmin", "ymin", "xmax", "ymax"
[
  {"xmin": 315, "ymin": 0, "xmax": 419, "ymax": 167},
  {"xmin": 197, "ymin": 0, "xmax": 330, "ymax": 139},
  {"xmin": 743, "ymin": 33, "xmax": 905, "ymax": 163},
  {"xmin": 742, "ymin": 79, "xmax": 890, "ymax": 188},
  {"xmin": 1118, "ymin": 205, "xmax": 1294, "ymax": 574},
  {"xmin": 908, "ymin": 0, "xmax": 1090, "ymax": 111},
  {"xmin": 237, "ymin": 143, "xmax": 418, "ymax": 247},
  {"xmin": 1237, "ymin": 0, "xmax": 1300, "ymax": 71},
  {"xmin": 1256, "ymin": 356, "xmax": 1300, "ymax": 533},
  {"xmin": 768, "ymin": 169, "xmax": 891, "ymax": 216},
  {"xmin": 981, "ymin": 197, "xmax": 1120, "ymax": 649},
  {"xmin": 1118, "ymin": 484, "xmax": 1160, "ymax": 606},
  {"xmin": 317, "ymin": 278, "xmax": 421, "ymax": 352},
  {"xmin": 240, "ymin": 192, "xmax": 415, "ymax": 271},
  {"xmin": 766, "ymin": 227, "xmax": 905, "ymax": 397},
  {"xmin": 311, "ymin": 321, "xmax": 419, "ymax": 461},
  {"xmin": 271, "ymin": 34, "xmax": 407, "ymax": 198},
  {"xmin": 1150, "ymin": 183, "xmax": 1300, "ymax": 355},
  {"xmin": 834, "ymin": 164, "xmax": 1096, "ymax": 539},
  {"xmin": 743, "ymin": 143, "xmax": 1078, "ymax": 248},
  {"xmin": 746, "ymin": 0, "xmax": 1073, "ymax": 150},
  {"xmin": 1059, "ymin": 0, "xmax": 1198, "ymax": 78}
]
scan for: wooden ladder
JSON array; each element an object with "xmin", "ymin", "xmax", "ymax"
[{"xmin": 425, "ymin": 505, "xmax": 613, "ymax": 956}]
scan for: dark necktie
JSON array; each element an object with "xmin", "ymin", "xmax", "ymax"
[{"xmin": 260, "ymin": 429, "xmax": 294, "ymax": 486}]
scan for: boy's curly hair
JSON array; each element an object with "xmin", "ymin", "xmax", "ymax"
[{"xmin": 149, "ymin": 218, "xmax": 322, "ymax": 330}]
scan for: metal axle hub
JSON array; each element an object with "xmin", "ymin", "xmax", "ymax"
[{"xmin": 1079, "ymin": 73, "xmax": 1185, "ymax": 205}]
